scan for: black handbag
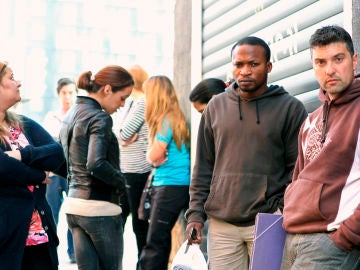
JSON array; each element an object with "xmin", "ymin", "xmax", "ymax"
[{"xmin": 138, "ymin": 170, "xmax": 154, "ymax": 221}]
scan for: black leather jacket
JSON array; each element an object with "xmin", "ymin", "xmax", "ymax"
[{"xmin": 59, "ymin": 96, "xmax": 125, "ymax": 205}]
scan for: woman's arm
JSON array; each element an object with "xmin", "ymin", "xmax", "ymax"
[
  {"xmin": 146, "ymin": 139, "xmax": 168, "ymax": 167},
  {"xmin": 119, "ymin": 98, "xmax": 145, "ymax": 141},
  {"xmin": 147, "ymin": 118, "xmax": 172, "ymax": 167},
  {"xmin": 86, "ymin": 113, "xmax": 125, "ymax": 189},
  {"xmin": 19, "ymin": 116, "xmax": 66, "ymax": 171},
  {"xmin": 0, "ymin": 150, "xmax": 46, "ymax": 186}
]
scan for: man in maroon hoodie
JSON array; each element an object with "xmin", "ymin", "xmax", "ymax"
[{"xmin": 282, "ymin": 25, "xmax": 360, "ymax": 269}]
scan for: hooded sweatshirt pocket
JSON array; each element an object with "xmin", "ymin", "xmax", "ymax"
[
  {"xmin": 204, "ymin": 173, "xmax": 267, "ymax": 223},
  {"xmin": 283, "ymin": 178, "xmax": 328, "ymax": 231}
]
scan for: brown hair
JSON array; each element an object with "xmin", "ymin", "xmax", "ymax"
[{"xmin": 77, "ymin": 65, "xmax": 134, "ymax": 94}]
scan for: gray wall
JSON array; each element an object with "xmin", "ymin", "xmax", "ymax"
[{"xmin": 353, "ymin": 0, "xmax": 360, "ymax": 72}]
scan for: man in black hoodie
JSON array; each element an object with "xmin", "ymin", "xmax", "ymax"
[{"xmin": 185, "ymin": 36, "xmax": 308, "ymax": 269}]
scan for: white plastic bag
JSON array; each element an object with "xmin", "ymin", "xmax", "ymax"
[{"xmin": 170, "ymin": 240, "xmax": 208, "ymax": 270}]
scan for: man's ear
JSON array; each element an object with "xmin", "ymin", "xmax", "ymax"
[
  {"xmin": 267, "ymin": 61, "xmax": 273, "ymax": 73},
  {"xmin": 352, "ymin": 53, "xmax": 358, "ymax": 72}
]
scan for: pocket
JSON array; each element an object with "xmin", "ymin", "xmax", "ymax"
[
  {"xmin": 204, "ymin": 173, "xmax": 267, "ymax": 222},
  {"xmin": 284, "ymin": 179, "xmax": 327, "ymax": 224}
]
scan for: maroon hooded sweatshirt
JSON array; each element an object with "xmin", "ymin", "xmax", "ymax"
[{"xmin": 283, "ymin": 78, "xmax": 360, "ymax": 251}]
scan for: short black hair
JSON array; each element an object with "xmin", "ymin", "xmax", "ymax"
[
  {"xmin": 231, "ymin": 36, "xmax": 271, "ymax": 62},
  {"xmin": 189, "ymin": 78, "xmax": 226, "ymax": 104},
  {"xmin": 310, "ymin": 25, "xmax": 354, "ymax": 56},
  {"xmin": 57, "ymin": 77, "xmax": 76, "ymax": 95}
]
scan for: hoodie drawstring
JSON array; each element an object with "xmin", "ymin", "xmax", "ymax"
[
  {"xmin": 255, "ymin": 101, "xmax": 260, "ymax": 124},
  {"xmin": 237, "ymin": 96, "xmax": 260, "ymax": 124},
  {"xmin": 321, "ymin": 101, "xmax": 331, "ymax": 144},
  {"xmin": 238, "ymin": 96, "xmax": 243, "ymax": 120}
]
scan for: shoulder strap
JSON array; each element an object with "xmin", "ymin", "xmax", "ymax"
[
  {"xmin": 122, "ymin": 99, "xmax": 134, "ymax": 122},
  {"xmin": 147, "ymin": 169, "xmax": 155, "ymax": 187}
]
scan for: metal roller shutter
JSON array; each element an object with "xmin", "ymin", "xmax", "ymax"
[{"xmin": 201, "ymin": 0, "xmax": 344, "ymax": 112}]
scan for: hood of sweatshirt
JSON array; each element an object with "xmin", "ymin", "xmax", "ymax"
[
  {"xmin": 317, "ymin": 78, "xmax": 360, "ymax": 143},
  {"xmin": 225, "ymin": 82, "xmax": 288, "ymax": 124}
]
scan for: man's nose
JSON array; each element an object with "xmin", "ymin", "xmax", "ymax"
[
  {"xmin": 239, "ymin": 65, "xmax": 252, "ymax": 75},
  {"xmin": 325, "ymin": 62, "xmax": 336, "ymax": 75}
]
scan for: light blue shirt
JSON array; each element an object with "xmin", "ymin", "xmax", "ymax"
[{"xmin": 153, "ymin": 119, "xmax": 190, "ymax": 186}]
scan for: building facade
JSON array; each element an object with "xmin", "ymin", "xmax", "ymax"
[{"xmin": 0, "ymin": 0, "xmax": 175, "ymax": 123}]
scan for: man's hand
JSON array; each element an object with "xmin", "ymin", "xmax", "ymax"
[{"xmin": 186, "ymin": 221, "xmax": 204, "ymax": 244}]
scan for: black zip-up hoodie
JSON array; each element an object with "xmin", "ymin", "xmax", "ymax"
[{"xmin": 185, "ymin": 82, "xmax": 308, "ymax": 226}]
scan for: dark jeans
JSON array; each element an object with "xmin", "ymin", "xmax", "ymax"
[
  {"xmin": 124, "ymin": 172, "xmax": 150, "ymax": 258},
  {"xmin": 139, "ymin": 185, "xmax": 189, "ymax": 270},
  {"xmin": 67, "ymin": 214, "xmax": 124, "ymax": 270},
  {"xmin": 45, "ymin": 174, "xmax": 74, "ymax": 257},
  {"xmin": 22, "ymin": 243, "xmax": 56, "ymax": 270}
]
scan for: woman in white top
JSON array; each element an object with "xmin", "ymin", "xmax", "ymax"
[{"xmin": 43, "ymin": 77, "xmax": 77, "ymax": 263}]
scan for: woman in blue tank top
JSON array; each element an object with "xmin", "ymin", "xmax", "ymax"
[{"xmin": 138, "ymin": 75, "xmax": 190, "ymax": 270}]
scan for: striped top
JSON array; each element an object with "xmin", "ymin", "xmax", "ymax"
[{"xmin": 112, "ymin": 96, "xmax": 152, "ymax": 173}]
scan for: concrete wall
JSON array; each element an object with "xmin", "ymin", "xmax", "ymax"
[
  {"xmin": 173, "ymin": 0, "xmax": 203, "ymax": 170},
  {"xmin": 173, "ymin": 0, "xmax": 192, "ymax": 121},
  {"xmin": 353, "ymin": 0, "xmax": 360, "ymax": 72}
]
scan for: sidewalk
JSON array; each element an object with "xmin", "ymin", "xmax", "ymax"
[{"xmin": 57, "ymin": 208, "xmax": 137, "ymax": 270}]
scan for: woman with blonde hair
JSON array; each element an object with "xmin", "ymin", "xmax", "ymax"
[{"xmin": 139, "ymin": 75, "xmax": 190, "ymax": 270}]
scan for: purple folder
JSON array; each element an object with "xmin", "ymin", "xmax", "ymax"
[{"xmin": 249, "ymin": 213, "xmax": 286, "ymax": 270}]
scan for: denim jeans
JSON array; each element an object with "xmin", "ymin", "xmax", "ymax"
[
  {"xmin": 67, "ymin": 214, "xmax": 124, "ymax": 270},
  {"xmin": 281, "ymin": 233, "xmax": 360, "ymax": 270},
  {"xmin": 45, "ymin": 174, "xmax": 74, "ymax": 257},
  {"xmin": 139, "ymin": 185, "xmax": 189, "ymax": 270},
  {"xmin": 124, "ymin": 172, "xmax": 150, "ymax": 259}
]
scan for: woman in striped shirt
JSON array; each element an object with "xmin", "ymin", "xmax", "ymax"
[{"xmin": 112, "ymin": 64, "xmax": 152, "ymax": 267}]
